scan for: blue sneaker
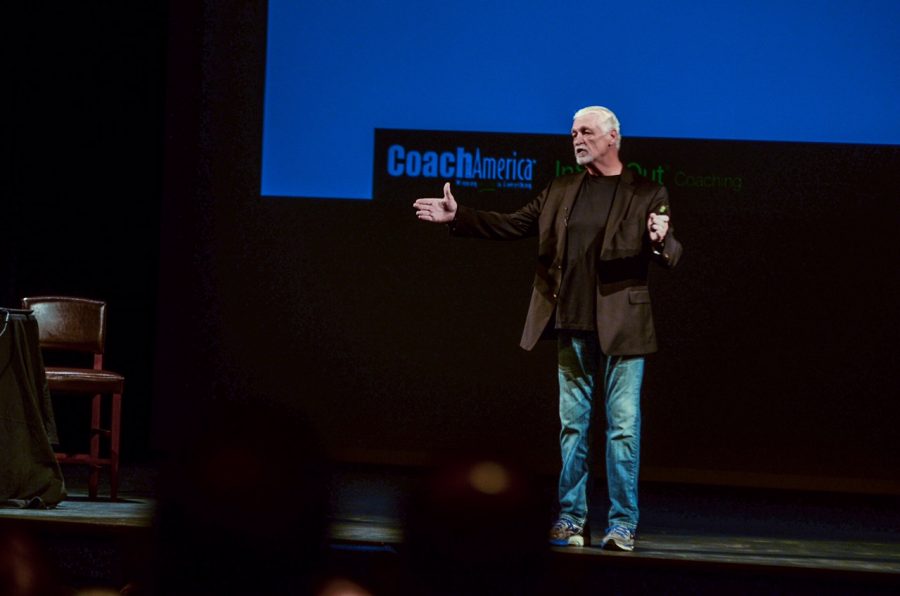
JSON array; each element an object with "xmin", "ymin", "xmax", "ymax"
[
  {"xmin": 600, "ymin": 525, "xmax": 635, "ymax": 551},
  {"xmin": 549, "ymin": 518, "xmax": 586, "ymax": 546}
]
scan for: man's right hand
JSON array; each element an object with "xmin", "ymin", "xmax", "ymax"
[{"xmin": 413, "ymin": 182, "xmax": 457, "ymax": 224}]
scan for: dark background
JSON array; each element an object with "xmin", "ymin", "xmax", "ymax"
[
  {"xmin": 7, "ymin": 2, "xmax": 899, "ymax": 492},
  {"xmin": 6, "ymin": 4, "xmax": 165, "ymax": 461}
]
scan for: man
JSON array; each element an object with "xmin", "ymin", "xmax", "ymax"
[{"xmin": 413, "ymin": 106, "xmax": 682, "ymax": 551}]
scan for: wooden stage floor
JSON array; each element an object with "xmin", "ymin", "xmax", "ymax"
[{"xmin": 2, "ymin": 464, "xmax": 899, "ymax": 593}]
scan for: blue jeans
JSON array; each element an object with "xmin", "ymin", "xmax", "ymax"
[{"xmin": 557, "ymin": 332, "xmax": 644, "ymax": 531}]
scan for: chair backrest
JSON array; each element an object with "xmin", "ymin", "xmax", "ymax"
[{"xmin": 21, "ymin": 297, "xmax": 107, "ymax": 360}]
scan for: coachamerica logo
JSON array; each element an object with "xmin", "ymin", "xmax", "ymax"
[{"xmin": 386, "ymin": 144, "xmax": 537, "ymax": 188}]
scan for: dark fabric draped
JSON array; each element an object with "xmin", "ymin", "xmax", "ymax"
[{"xmin": 0, "ymin": 308, "xmax": 66, "ymax": 507}]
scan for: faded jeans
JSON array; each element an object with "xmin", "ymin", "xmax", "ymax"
[{"xmin": 557, "ymin": 332, "xmax": 644, "ymax": 531}]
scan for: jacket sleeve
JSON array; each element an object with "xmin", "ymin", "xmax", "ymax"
[
  {"xmin": 648, "ymin": 185, "xmax": 683, "ymax": 268},
  {"xmin": 448, "ymin": 183, "xmax": 550, "ymax": 240}
]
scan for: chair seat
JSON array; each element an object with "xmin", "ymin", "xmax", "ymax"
[{"xmin": 45, "ymin": 367, "xmax": 125, "ymax": 393}]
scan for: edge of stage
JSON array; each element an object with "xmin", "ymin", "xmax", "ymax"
[{"xmin": 2, "ymin": 463, "xmax": 898, "ymax": 594}]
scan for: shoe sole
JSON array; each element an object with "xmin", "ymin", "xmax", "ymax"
[
  {"xmin": 601, "ymin": 538, "xmax": 634, "ymax": 552},
  {"xmin": 549, "ymin": 535, "xmax": 585, "ymax": 547}
]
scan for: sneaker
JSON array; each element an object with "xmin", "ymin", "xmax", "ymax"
[
  {"xmin": 549, "ymin": 518, "xmax": 586, "ymax": 547},
  {"xmin": 600, "ymin": 525, "xmax": 635, "ymax": 551}
]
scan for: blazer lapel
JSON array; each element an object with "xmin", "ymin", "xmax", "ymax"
[
  {"xmin": 559, "ymin": 171, "xmax": 585, "ymax": 218},
  {"xmin": 555, "ymin": 171, "xmax": 586, "ymax": 238},
  {"xmin": 601, "ymin": 168, "xmax": 638, "ymax": 253}
]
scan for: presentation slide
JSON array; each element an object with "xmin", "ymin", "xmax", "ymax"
[{"xmin": 260, "ymin": 0, "xmax": 899, "ymax": 200}]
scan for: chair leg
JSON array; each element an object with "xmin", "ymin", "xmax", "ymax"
[
  {"xmin": 110, "ymin": 392, "xmax": 122, "ymax": 501},
  {"xmin": 89, "ymin": 393, "xmax": 101, "ymax": 499}
]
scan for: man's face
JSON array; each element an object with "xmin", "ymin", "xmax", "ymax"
[{"xmin": 572, "ymin": 113, "xmax": 616, "ymax": 166}]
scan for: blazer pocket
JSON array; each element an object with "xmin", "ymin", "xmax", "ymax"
[{"xmin": 628, "ymin": 287, "xmax": 651, "ymax": 304}]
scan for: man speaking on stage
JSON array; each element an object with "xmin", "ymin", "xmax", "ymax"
[{"xmin": 413, "ymin": 106, "xmax": 682, "ymax": 551}]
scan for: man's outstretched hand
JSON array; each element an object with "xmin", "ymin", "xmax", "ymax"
[{"xmin": 413, "ymin": 182, "xmax": 458, "ymax": 224}]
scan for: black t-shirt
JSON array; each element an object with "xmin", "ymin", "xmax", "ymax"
[{"xmin": 555, "ymin": 173, "xmax": 620, "ymax": 330}]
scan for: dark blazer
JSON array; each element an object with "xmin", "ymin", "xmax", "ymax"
[{"xmin": 450, "ymin": 168, "xmax": 682, "ymax": 355}]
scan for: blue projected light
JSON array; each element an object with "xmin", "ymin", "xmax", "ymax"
[{"xmin": 261, "ymin": 0, "xmax": 900, "ymax": 200}]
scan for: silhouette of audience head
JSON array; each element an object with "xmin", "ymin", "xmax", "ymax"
[
  {"xmin": 152, "ymin": 399, "xmax": 331, "ymax": 595},
  {"xmin": 0, "ymin": 527, "xmax": 68, "ymax": 596},
  {"xmin": 404, "ymin": 457, "xmax": 549, "ymax": 595}
]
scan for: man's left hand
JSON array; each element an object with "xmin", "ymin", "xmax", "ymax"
[{"xmin": 648, "ymin": 213, "xmax": 669, "ymax": 244}]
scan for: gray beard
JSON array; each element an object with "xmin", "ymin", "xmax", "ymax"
[{"xmin": 575, "ymin": 153, "xmax": 592, "ymax": 165}]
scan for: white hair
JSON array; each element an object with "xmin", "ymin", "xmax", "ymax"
[{"xmin": 573, "ymin": 106, "xmax": 621, "ymax": 149}]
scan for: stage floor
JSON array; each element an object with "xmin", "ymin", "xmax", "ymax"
[{"xmin": 2, "ymin": 464, "xmax": 899, "ymax": 592}]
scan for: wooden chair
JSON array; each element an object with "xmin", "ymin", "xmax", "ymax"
[{"xmin": 22, "ymin": 296, "xmax": 124, "ymax": 500}]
